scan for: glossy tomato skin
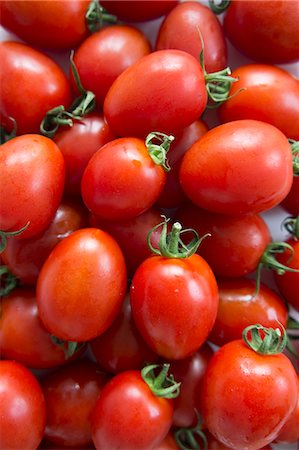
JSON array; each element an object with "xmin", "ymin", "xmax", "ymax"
[
  {"xmin": 274, "ymin": 238, "xmax": 299, "ymax": 310},
  {"xmin": 208, "ymin": 278, "xmax": 288, "ymax": 347},
  {"xmin": 0, "ymin": 360, "xmax": 46, "ymax": 450},
  {"xmin": 281, "ymin": 175, "xmax": 299, "ymax": 216},
  {"xmin": 72, "ymin": 25, "xmax": 151, "ymax": 108},
  {"xmin": 218, "ymin": 64, "xmax": 299, "ymax": 141},
  {"xmin": 42, "ymin": 361, "xmax": 107, "ymax": 448},
  {"xmin": 179, "ymin": 120, "xmax": 293, "ymax": 215},
  {"xmin": 156, "ymin": 1, "xmax": 227, "ymax": 73},
  {"xmin": 53, "ymin": 113, "xmax": 116, "ymax": 196},
  {"xmin": 0, "ymin": 0, "xmax": 90, "ymax": 50},
  {"xmin": 130, "ymin": 254, "xmax": 219, "ymax": 359},
  {"xmin": 0, "ymin": 134, "xmax": 65, "ymax": 239},
  {"xmin": 89, "ymin": 294, "xmax": 159, "ymax": 374},
  {"xmin": 223, "ymin": 0, "xmax": 299, "ymax": 64},
  {"xmin": 91, "ymin": 370, "xmax": 173, "ymax": 449},
  {"xmin": 200, "ymin": 340, "xmax": 299, "ymax": 449},
  {"xmin": 276, "ymin": 374, "xmax": 299, "ymax": 443},
  {"xmin": 176, "ymin": 203, "xmax": 271, "ymax": 277},
  {"xmin": 104, "ymin": 49, "xmax": 207, "ymax": 138},
  {"xmin": 100, "ymin": 0, "xmax": 178, "ymax": 22},
  {"xmin": 2, "ymin": 199, "xmax": 88, "ymax": 285},
  {"xmin": 36, "ymin": 228, "xmax": 127, "ymax": 342},
  {"xmin": 0, "ymin": 41, "xmax": 72, "ymax": 135},
  {"xmin": 0, "ymin": 289, "xmax": 84, "ymax": 369},
  {"xmin": 81, "ymin": 137, "xmax": 166, "ymax": 221}
]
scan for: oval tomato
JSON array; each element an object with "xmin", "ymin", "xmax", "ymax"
[
  {"xmin": 179, "ymin": 120, "xmax": 293, "ymax": 215},
  {"xmin": 0, "ymin": 134, "xmax": 65, "ymax": 239},
  {"xmin": 218, "ymin": 64, "xmax": 299, "ymax": 141},
  {"xmin": 156, "ymin": 1, "xmax": 227, "ymax": 73},
  {"xmin": 36, "ymin": 228, "xmax": 127, "ymax": 342},
  {"xmin": 274, "ymin": 236, "xmax": 299, "ymax": 310},
  {"xmin": 0, "ymin": 41, "xmax": 72, "ymax": 135},
  {"xmin": 100, "ymin": 0, "xmax": 178, "ymax": 22},
  {"xmin": 104, "ymin": 49, "xmax": 207, "ymax": 138},
  {"xmin": 281, "ymin": 175, "xmax": 299, "ymax": 216}
]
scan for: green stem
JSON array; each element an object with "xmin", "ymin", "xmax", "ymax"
[
  {"xmin": 0, "ymin": 117, "xmax": 17, "ymax": 144},
  {"xmin": 145, "ymin": 132, "xmax": 174, "ymax": 172},
  {"xmin": 242, "ymin": 323, "xmax": 287, "ymax": 355},
  {"xmin": 85, "ymin": 0, "xmax": 117, "ymax": 33},
  {"xmin": 289, "ymin": 139, "xmax": 299, "ymax": 175},
  {"xmin": 0, "ymin": 266, "xmax": 18, "ymax": 297},
  {"xmin": 0, "ymin": 222, "xmax": 30, "ymax": 253},
  {"xmin": 141, "ymin": 364, "xmax": 181, "ymax": 399},
  {"xmin": 282, "ymin": 215, "xmax": 299, "ymax": 239},
  {"xmin": 175, "ymin": 412, "xmax": 207, "ymax": 450},
  {"xmin": 208, "ymin": 0, "xmax": 230, "ymax": 14},
  {"xmin": 51, "ymin": 336, "xmax": 85, "ymax": 359}
]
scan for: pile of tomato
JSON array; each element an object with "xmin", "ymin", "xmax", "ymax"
[{"xmin": 1, "ymin": 1, "xmax": 299, "ymax": 449}]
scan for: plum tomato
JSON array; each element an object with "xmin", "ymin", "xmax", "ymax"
[{"xmin": 100, "ymin": 0, "xmax": 179, "ymax": 22}]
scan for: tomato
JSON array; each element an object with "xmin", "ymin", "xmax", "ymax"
[
  {"xmin": 42, "ymin": 360, "xmax": 107, "ymax": 448},
  {"xmin": 0, "ymin": 0, "xmax": 90, "ymax": 50},
  {"xmin": 103, "ymin": 49, "xmax": 207, "ymax": 138},
  {"xmin": 72, "ymin": 25, "xmax": 151, "ymax": 108},
  {"xmin": 0, "ymin": 41, "xmax": 72, "ymax": 135},
  {"xmin": 53, "ymin": 113, "xmax": 116, "ymax": 196},
  {"xmin": 274, "ymin": 236, "xmax": 299, "ymax": 310},
  {"xmin": 281, "ymin": 176, "xmax": 299, "ymax": 216},
  {"xmin": 222, "ymin": 0, "xmax": 299, "ymax": 63},
  {"xmin": 276, "ymin": 373, "xmax": 299, "ymax": 443},
  {"xmin": 218, "ymin": 64, "xmax": 299, "ymax": 141},
  {"xmin": 2, "ymin": 199, "xmax": 88, "ymax": 285},
  {"xmin": 176, "ymin": 203, "xmax": 271, "ymax": 278},
  {"xmin": 130, "ymin": 221, "xmax": 219, "ymax": 359},
  {"xmin": 91, "ymin": 369, "xmax": 174, "ymax": 449},
  {"xmin": 100, "ymin": 0, "xmax": 178, "ymax": 22},
  {"xmin": 208, "ymin": 278, "xmax": 288, "ymax": 347},
  {"xmin": 36, "ymin": 228, "xmax": 127, "ymax": 342},
  {"xmin": 0, "ymin": 288, "xmax": 84, "ymax": 369},
  {"xmin": 154, "ymin": 433, "xmax": 179, "ymax": 450},
  {"xmin": 199, "ymin": 331, "xmax": 299, "ymax": 449},
  {"xmin": 0, "ymin": 134, "xmax": 65, "ymax": 239},
  {"xmin": 179, "ymin": 120, "xmax": 293, "ymax": 215},
  {"xmin": 81, "ymin": 136, "xmax": 168, "ymax": 222},
  {"xmin": 89, "ymin": 294, "xmax": 159, "ymax": 374},
  {"xmin": 156, "ymin": 1, "xmax": 227, "ymax": 73},
  {"xmin": 0, "ymin": 360, "xmax": 46, "ymax": 450}
]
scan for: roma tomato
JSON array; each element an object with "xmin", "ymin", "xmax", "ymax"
[
  {"xmin": 200, "ymin": 326, "xmax": 299, "ymax": 449},
  {"xmin": 218, "ymin": 64, "xmax": 299, "ymax": 140},
  {"xmin": 0, "ymin": 289, "xmax": 84, "ymax": 369},
  {"xmin": 156, "ymin": 1, "xmax": 227, "ymax": 73},
  {"xmin": 100, "ymin": 0, "xmax": 178, "ymax": 22},
  {"xmin": 222, "ymin": 0, "xmax": 299, "ymax": 63},
  {"xmin": 130, "ymin": 220, "xmax": 219, "ymax": 359},
  {"xmin": 179, "ymin": 120, "xmax": 293, "ymax": 215},
  {"xmin": 0, "ymin": 41, "xmax": 72, "ymax": 135},
  {"xmin": 208, "ymin": 278, "xmax": 288, "ymax": 347},
  {"xmin": 276, "ymin": 374, "xmax": 299, "ymax": 443},
  {"xmin": 0, "ymin": 134, "xmax": 65, "ymax": 240},
  {"xmin": 104, "ymin": 49, "xmax": 207, "ymax": 138},
  {"xmin": 36, "ymin": 228, "xmax": 127, "ymax": 342},
  {"xmin": 42, "ymin": 360, "xmax": 107, "ymax": 448},
  {"xmin": 0, "ymin": 0, "xmax": 90, "ymax": 50},
  {"xmin": 81, "ymin": 134, "xmax": 170, "ymax": 221},
  {"xmin": 0, "ymin": 360, "xmax": 46, "ymax": 450},
  {"xmin": 72, "ymin": 25, "xmax": 151, "ymax": 108}
]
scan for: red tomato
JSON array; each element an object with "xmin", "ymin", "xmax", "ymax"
[
  {"xmin": 179, "ymin": 120, "xmax": 293, "ymax": 215},
  {"xmin": 218, "ymin": 64, "xmax": 299, "ymax": 141},
  {"xmin": 36, "ymin": 228, "xmax": 127, "ymax": 342},
  {"xmin": 274, "ymin": 237, "xmax": 299, "ymax": 310},
  {"xmin": 104, "ymin": 50, "xmax": 207, "ymax": 138},
  {"xmin": 276, "ymin": 374, "xmax": 299, "ymax": 443},
  {"xmin": 0, "ymin": 41, "xmax": 72, "ymax": 135},
  {"xmin": 0, "ymin": 289, "xmax": 84, "ymax": 369},
  {"xmin": 281, "ymin": 175, "xmax": 299, "ymax": 216},
  {"xmin": 200, "ymin": 336, "xmax": 299, "ymax": 449},
  {"xmin": 176, "ymin": 203, "xmax": 271, "ymax": 277},
  {"xmin": 0, "ymin": 360, "xmax": 46, "ymax": 450},
  {"xmin": 91, "ymin": 370, "xmax": 174, "ymax": 449},
  {"xmin": 154, "ymin": 433, "xmax": 179, "ymax": 450},
  {"xmin": 72, "ymin": 25, "xmax": 151, "ymax": 108},
  {"xmin": 100, "ymin": 0, "xmax": 178, "ymax": 22},
  {"xmin": 89, "ymin": 294, "xmax": 159, "ymax": 374},
  {"xmin": 208, "ymin": 278, "xmax": 288, "ymax": 347},
  {"xmin": 223, "ymin": 0, "xmax": 299, "ymax": 63},
  {"xmin": 0, "ymin": 0, "xmax": 90, "ymax": 50},
  {"xmin": 156, "ymin": 1, "xmax": 227, "ymax": 73},
  {"xmin": 2, "ymin": 199, "xmax": 88, "ymax": 285},
  {"xmin": 53, "ymin": 113, "xmax": 116, "ymax": 196},
  {"xmin": 0, "ymin": 134, "xmax": 65, "ymax": 239},
  {"xmin": 81, "ymin": 136, "xmax": 167, "ymax": 221},
  {"xmin": 42, "ymin": 360, "xmax": 107, "ymax": 448}
]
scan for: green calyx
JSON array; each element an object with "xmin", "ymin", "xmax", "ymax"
[
  {"xmin": 147, "ymin": 215, "xmax": 210, "ymax": 259},
  {"xmin": 145, "ymin": 132, "xmax": 174, "ymax": 172},
  {"xmin": 175, "ymin": 412, "xmax": 207, "ymax": 450},
  {"xmin": 282, "ymin": 215, "xmax": 299, "ymax": 240},
  {"xmin": 0, "ymin": 222, "xmax": 30, "ymax": 253},
  {"xmin": 51, "ymin": 335, "xmax": 85, "ymax": 359},
  {"xmin": 0, "ymin": 266, "xmax": 18, "ymax": 297},
  {"xmin": 40, "ymin": 51, "xmax": 96, "ymax": 138},
  {"xmin": 208, "ymin": 0, "xmax": 231, "ymax": 14},
  {"xmin": 85, "ymin": 0, "xmax": 117, "ymax": 33},
  {"xmin": 141, "ymin": 363, "xmax": 181, "ymax": 399},
  {"xmin": 242, "ymin": 323, "xmax": 287, "ymax": 355},
  {"xmin": 289, "ymin": 139, "xmax": 299, "ymax": 175},
  {"xmin": 0, "ymin": 117, "xmax": 17, "ymax": 144}
]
